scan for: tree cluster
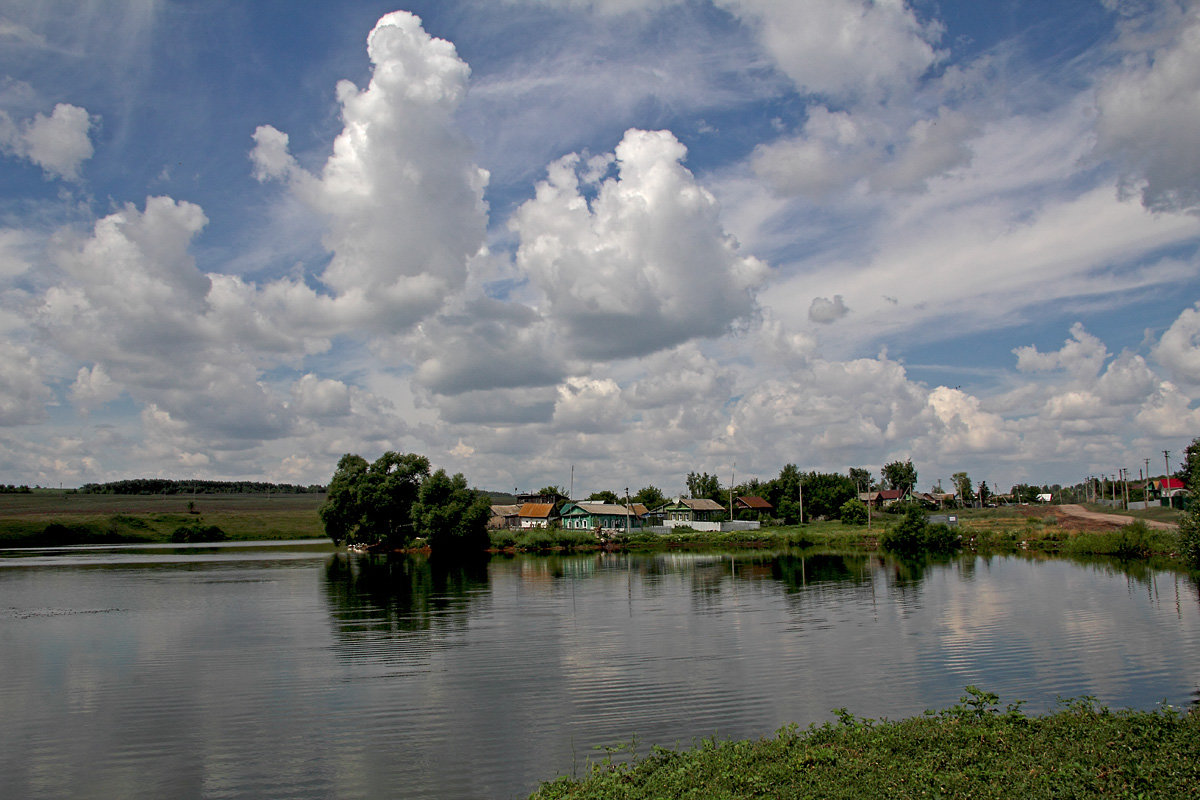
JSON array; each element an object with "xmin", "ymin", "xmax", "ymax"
[{"xmin": 319, "ymin": 452, "xmax": 491, "ymax": 555}]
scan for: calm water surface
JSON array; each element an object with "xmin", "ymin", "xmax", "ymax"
[{"xmin": 2, "ymin": 542, "xmax": 1199, "ymax": 799}]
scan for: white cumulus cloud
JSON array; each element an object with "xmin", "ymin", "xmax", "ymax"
[
  {"xmin": 0, "ymin": 103, "xmax": 94, "ymax": 181},
  {"xmin": 513, "ymin": 128, "xmax": 767, "ymax": 360}
]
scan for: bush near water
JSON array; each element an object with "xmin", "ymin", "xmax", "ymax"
[{"xmin": 530, "ymin": 689, "xmax": 1200, "ymax": 800}]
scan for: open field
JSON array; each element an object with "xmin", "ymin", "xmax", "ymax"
[{"xmin": 0, "ymin": 491, "xmax": 326, "ymax": 545}]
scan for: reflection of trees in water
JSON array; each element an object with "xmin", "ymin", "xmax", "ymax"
[
  {"xmin": 321, "ymin": 552, "xmax": 490, "ymax": 641},
  {"xmin": 771, "ymin": 553, "xmax": 874, "ymax": 593}
]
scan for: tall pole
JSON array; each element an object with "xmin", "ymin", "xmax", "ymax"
[
  {"xmin": 729, "ymin": 463, "xmax": 735, "ymax": 519},
  {"xmin": 798, "ymin": 473, "xmax": 804, "ymax": 525},
  {"xmin": 1164, "ymin": 450, "xmax": 1171, "ymax": 480}
]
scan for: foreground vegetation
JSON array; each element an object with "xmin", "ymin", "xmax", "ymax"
[{"xmin": 531, "ymin": 689, "xmax": 1200, "ymax": 799}]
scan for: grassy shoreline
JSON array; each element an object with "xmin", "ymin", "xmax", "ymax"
[
  {"xmin": 530, "ymin": 690, "xmax": 1200, "ymax": 799},
  {"xmin": 2, "ymin": 494, "xmax": 1190, "ymax": 570}
]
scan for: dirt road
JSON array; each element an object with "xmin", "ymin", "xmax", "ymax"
[{"xmin": 1052, "ymin": 503, "xmax": 1176, "ymax": 531}]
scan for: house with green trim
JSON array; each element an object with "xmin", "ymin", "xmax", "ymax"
[
  {"xmin": 560, "ymin": 502, "xmax": 644, "ymax": 531},
  {"xmin": 659, "ymin": 497, "xmax": 726, "ymax": 529}
]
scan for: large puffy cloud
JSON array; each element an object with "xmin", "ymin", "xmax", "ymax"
[
  {"xmin": 717, "ymin": 0, "xmax": 942, "ymax": 100},
  {"xmin": 1014, "ymin": 323, "xmax": 1110, "ymax": 379},
  {"xmin": 251, "ymin": 10, "xmax": 489, "ymax": 335},
  {"xmin": 1153, "ymin": 302, "xmax": 1200, "ymax": 384},
  {"xmin": 1095, "ymin": 3, "xmax": 1200, "ymax": 213},
  {"xmin": 0, "ymin": 102, "xmax": 94, "ymax": 181},
  {"xmin": 512, "ymin": 128, "xmax": 767, "ymax": 360},
  {"xmin": 35, "ymin": 197, "xmax": 295, "ymax": 443}
]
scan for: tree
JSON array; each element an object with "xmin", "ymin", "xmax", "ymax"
[
  {"xmin": 978, "ymin": 481, "xmax": 991, "ymax": 506},
  {"xmin": 587, "ymin": 490, "xmax": 620, "ymax": 504},
  {"xmin": 952, "ymin": 472, "xmax": 973, "ymax": 507},
  {"xmin": 412, "ymin": 469, "xmax": 491, "ymax": 554},
  {"xmin": 848, "ymin": 468, "xmax": 873, "ymax": 491},
  {"xmin": 685, "ymin": 471, "xmax": 722, "ymax": 502},
  {"xmin": 634, "ymin": 485, "xmax": 665, "ymax": 508},
  {"xmin": 318, "ymin": 451, "xmax": 430, "ymax": 547},
  {"xmin": 320, "ymin": 454, "xmax": 369, "ymax": 545},
  {"xmin": 881, "ymin": 460, "xmax": 918, "ymax": 493},
  {"xmin": 839, "ymin": 498, "xmax": 868, "ymax": 525},
  {"xmin": 1180, "ymin": 437, "xmax": 1200, "ymax": 488},
  {"xmin": 802, "ymin": 472, "xmax": 857, "ymax": 519}
]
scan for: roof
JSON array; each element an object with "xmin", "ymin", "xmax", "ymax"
[
  {"xmin": 680, "ymin": 497, "xmax": 725, "ymax": 512},
  {"xmin": 879, "ymin": 489, "xmax": 907, "ymax": 500},
  {"xmin": 737, "ymin": 495, "xmax": 773, "ymax": 509},
  {"xmin": 517, "ymin": 502, "xmax": 556, "ymax": 518},
  {"xmin": 490, "ymin": 504, "xmax": 521, "ymax": 516},
  {"xmin": 1161, "ymin": 477, "xmax": 1185, "ymax": 490},
  {"xmin": 563, "ymin": 502, "xmax": 635, "ymax": 516}
]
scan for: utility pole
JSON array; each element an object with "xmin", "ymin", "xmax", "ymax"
[
  {"xmin": 729, "ymin": 463, "xmax": 735, "ymax": 519},
  {"xmin": 625, "ymin": 486, "xmax": 631, "ymax": 533},
  {"xmin": 1164, "ymin": 450, "xmax": 1171, "ymax": 480},
  {"xmin": 798, "ymin": 473, "xmax": 804, "ymax": 526}
]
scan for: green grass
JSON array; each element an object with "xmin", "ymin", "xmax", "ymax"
[
  {"xmin": 530, "ymin": 689, "xmax": 1200, "ymax": 799},
  {"xmin": 0, "ymin": 492, "xmax": 326, "ymax": 546}
]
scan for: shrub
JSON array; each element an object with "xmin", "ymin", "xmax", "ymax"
[
  {"xmin": 880, "ymin": 506, "xmax": 960, "ymax": 556},
  {"xmin": 170, "ymin": 523, "xmax": 227, "ymax": 542},
  {"xmin": 839, "ymin": 498, "xmax": 867, "ymax": 525}
]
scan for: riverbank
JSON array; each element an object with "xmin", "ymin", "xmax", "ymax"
[
  {"xmin": 3, "ymin": 493, "xmax": 1189, "ymax": 571},
  {"xmin": 530, "ymin": 690, "xmax": 1200, "ymax": 799}
]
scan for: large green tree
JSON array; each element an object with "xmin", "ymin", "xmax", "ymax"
[
  {"xmin": 801, "ymin": 472, "xmax": 857, "ymax": 520},
  {"xmin": 952, "ymin": 472, "xmax": 973, "ymax": 506},
  {"xmin": 881, "ymin": 460, "xmax": 918, "ymax": 494},
  {"xmin": 587, "ymin": 490, "xmax": 621, "ymax": 504},
  {"xmin": 412, "ymin": 469, "xmax": 491, "ymax": 554},
  {"xmin": 685, "ymin": 471, "xmax": 722, "ymax": 502},
  {"xmin": 319, "ymin": 451, "xmax": 431, "ymax": 547},
  {"xmin": 634, "ymin": 485, "xmax": 666, "ymax": 509}
]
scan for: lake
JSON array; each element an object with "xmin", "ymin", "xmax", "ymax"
[{"xmin": 2, "ymin": 542, "xmax": 1198, "ymax": 799}]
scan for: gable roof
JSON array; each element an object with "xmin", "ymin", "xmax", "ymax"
[
  {"xmin": 517, "ymin": 502, "xmax": 555, "ymax": 519},
  {"xmin": 1161, "ymin": 477, "xmax": 1185, "ymax": 490},
  {"xmin": 736, "ymin": 495, "xmax": 773, "ymax": 510},
  {"xmin": 562, "ymin": 502, "xmax": 634, "ymax": 516},
  {"xmin": 490, "ymin": 504, "xmax": 521, "ymax": 517},
  {"xmin": 878, "ymin": 489, "xmax": 907, "ymax": 500},
  {"xmin": 679, "ymin": 497, "xmax": 725, "ymax": 512}
]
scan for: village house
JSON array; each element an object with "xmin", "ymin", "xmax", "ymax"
[
  {"xmin": 735, "ymin": 495, "xmax": 773, "ymax": 516},
  {"xmin": 488, "ymin": 504, "xmax": 521, "ymax": 530},
  {"xmin": 559, "ymin": 502, "xmax": 645, "ymax": 532},
  {"xmin": 517, "ymin": 502, "xmax": 556, "ymax": 529},
  {"xmin": 659, "ymin": 497, "xmax": 726, "ymax": 528}
]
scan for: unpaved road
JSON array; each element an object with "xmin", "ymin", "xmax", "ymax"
[{"xmin": 1052, "ymin": 503, "xmax": 1177, "ymax": 531}]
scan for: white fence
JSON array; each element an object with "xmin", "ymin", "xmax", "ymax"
[{"xmin": 662, "ymin": 519, "xmax": 761, "ymax": 532}]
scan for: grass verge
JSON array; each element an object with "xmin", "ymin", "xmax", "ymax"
[{"xmin": 530, "ymin": 689, "xmax": 1199, "ymax": 799}]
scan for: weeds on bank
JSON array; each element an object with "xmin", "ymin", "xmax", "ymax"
[{"xmin": 531, "ymin": 688, "xmax": 1200, "ymax": 799}]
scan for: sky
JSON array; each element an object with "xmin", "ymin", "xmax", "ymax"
[{"xmin": 1, "ymin": 0, "xmax": 1199, "ymax": 497}]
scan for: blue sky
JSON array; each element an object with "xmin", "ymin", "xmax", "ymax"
[{"xmin": 1, "ymin": 0, "xmax": 1199, "ymax": 496}]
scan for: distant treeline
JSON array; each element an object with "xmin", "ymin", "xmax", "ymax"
[
  {"xmin": 79, "ymin": 479, "xmax": 326, "ymax": 495},
  {"xmin": 1, "ymin": 484, "xmax": 33, "ymax": 493}
]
